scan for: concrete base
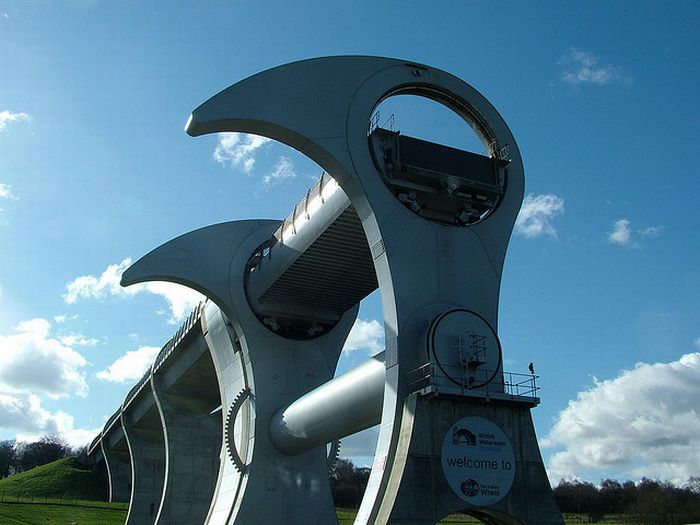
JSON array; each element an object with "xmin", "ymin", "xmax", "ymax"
[
  {"xmin": 101, "ymin": 440, "xmax": 131, "ymax": 503},
  {"xmin": 122, "ymin": 416, "xmax": 166, "ymax": 525},
  {"xmin": 385, "ymin": 396, "xmax": 563, "ymax": 525},
  {"xmin": 153, "ymin": 374, "xmax": 222, "ymax": 525}
]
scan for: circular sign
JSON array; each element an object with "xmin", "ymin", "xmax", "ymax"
[{"xmin": 441, "ymin": 417, "xmax": 515, "ymax": 506}]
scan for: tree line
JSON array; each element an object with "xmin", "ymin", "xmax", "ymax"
[
  {"xmin": 554, "ymin": 478, "xmax": 700, "ymax": 524},
  {"xmin": 0, "ymin": 435, "xmax": 83, "ymax": 478},
  {"xmin": 331, "ymin": 459, "xmax": 700, "ymax": 524},
  {"xmin": 3, "ymin": 442, "xmax": 700, "ymax": 525}
]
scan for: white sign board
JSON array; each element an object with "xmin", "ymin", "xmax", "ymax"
[{"xmin": 441, "ymin": 417, "xmax": 515, "ymax": 506}]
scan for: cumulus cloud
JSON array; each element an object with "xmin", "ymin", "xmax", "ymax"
[
  {"xmin": 559, "ymin": 48, "xmax": 632, "ymax": 87},
  {"xmin": 515, "ymin": 193, "xmax": 565, "ymax": 239},
  {"xmin": 58, "ymin": 333, "xmax": 99, "ymax": 347},
  {"xmin": 53, "ymin": 314, "xmax": 79, "ymax": 324},
  {"xmin": 0, "ymin": 319, "xmax": 88, "ymax": 399},
  {"xmin": 0, "ymin": 393, "xmax": 100, "ymax": 448},
  {"xmin": 543, "ymin": 352, "xmax": 700, "ymax": 484},
  {"xmin": 0, "ymin": 110, "xmax": 30, "ymax": 132},
  {"xmin": 0, "ymin": 183, "xmax": 17, "ymax": 201},
  {"xmin": 262, "ymin": 156, "xmax": 297, "ymax": 186},
  {"xmin": 343, "ymin": 318, "xmax": 384, "ymax": 355},
  {"xmin": 608, "ymin": 218, "xmax": 632, "ymax": 246},
  {"xmin": 607, "ymin": 219, "xmax": 663, "ymax": 247},
  {"xmin": 63, "ymin": 258, "xmax": 204, "ymax": 323},
  {"xmin": 639, "ymin": 225, "xmax": 664, "ymax": 238},
  {"xmin": 96, "ymin": 346, "xmax": 160, "ymax": 383},
  {"xmin": 0, "ymin": 393, "xmax": 71, "ymax": 436},
  {"xmin": 213, "ymin": 132, "xmax": 271, "ymax": 173}
]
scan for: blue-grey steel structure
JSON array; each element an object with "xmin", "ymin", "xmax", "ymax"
[{"xmin": 86, "ymin": 56, "xmax": 563, "ymax": 525}]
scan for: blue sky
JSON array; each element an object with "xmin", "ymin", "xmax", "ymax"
[{"xmin": 1, "ymin": 1, "xmax": 699, "ymax": 486}]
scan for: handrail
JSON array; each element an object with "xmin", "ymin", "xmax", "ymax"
[
  {"xmin": 410, "ymin": 362, "xmax": 540, "ymax": 401},
  {"xmin": 122, "ymin": 302, "xmax": 204, "ymax": 409}
]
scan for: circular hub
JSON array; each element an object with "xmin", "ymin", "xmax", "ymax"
[{"xmin": 427, "ymin": 309, "xmax": 502, "ymax": 389}]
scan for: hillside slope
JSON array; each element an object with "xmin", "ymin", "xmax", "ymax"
[{"xmin": 0, "ymin": 457, "xmax": 108, "ymax": 501}]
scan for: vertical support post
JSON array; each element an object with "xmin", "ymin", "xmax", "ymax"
[
  {"xmin": 121, "ymin": 409, "xmax": 166, "ymax": 525},
  {"xmin": 152, "ymin": 372, "xmax": 222, "ymax": 524},
  {"xmin": 101, "ymin": 437, "xmax": 131, "ymax": 503}
]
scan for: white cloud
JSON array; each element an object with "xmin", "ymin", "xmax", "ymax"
[
  {"xmin": 343, "ymin": 318, "xmax": 384, "ymax": 355},
  {"xmin": 96, "ymin": 346, "xmax": 160, "ymax": 383},
  {"xmin": 515, "ymin": 193, "xmax": 565, "ymax": 239},
  {"xmin": 0, "ymin": 183, "xmax": 17, "ymax": 201},
  {"xmin": 63, "ymin": 258, "xmax": 204, "ymax": 323},
  {"xmin": 608, "ymin": 218, "xmax": 632, "ymax": 246},
  {"xmin": 640, "ymin": 225, "xmax": 664, "ymax": 238},
  {"xmin": 0, "ymin": 393, "xmax": 71, "ymax": 436},
  {"xmin": 213, "ymin": 132, "xmax": 271, "ymax": 173},
  {"xmin": 262, "ymin": 156, "xmax": 297, "ymax": 186},
  {"xmin": 559, "ymin": 48, "xmax": 632, "ymax": 87},
  {"xmin": 607, "ymin": 219, "xmax": 663, "ymax": 247},
  {"xmin": 62, "ymin": 259, "xmax": 130, "ymax": 302},
  {"xmin": 143, "ymin": 281, "xmax": 205, "ymax": 322},
  {"xmin": 0, "ymin": 110, "xmax": 30, "ymax": 132},
  {"xmin": 58, "ymin": 333, "xmax": 99, "ymax": 347},
  {"xmin": 54, "ymin": 314, "xmax": 79, "ymax": 324},
  {"xmin": 0, "ymin": 319, "xmax": 88, "ymax": 399},
  {"xmin": 0, "ymin": 393, "xmax": 101, "ymax": 448},
  {"xmin": 543, "ymin": 352, "xmax": 700, "ymax": 484},
  {"xmin": 694, "ymin": 338, "xmax": 700, "ymax": 348}
]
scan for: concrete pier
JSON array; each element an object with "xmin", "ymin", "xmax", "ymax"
[
  {"xmin": 151, "ymin": 344, "xmax": 222, "ymax": 524},
  {"xmin": 121, "ymin": 400, "xmax": 166, "ymax": 525},
  {"xmin": 100, "ymin": 431, "xmax": 131, "ymax": 503}
]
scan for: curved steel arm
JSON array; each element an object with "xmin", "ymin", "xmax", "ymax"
[{"xmin": 121, "ymin": 220, "xmax": 280, "ymax": 317}]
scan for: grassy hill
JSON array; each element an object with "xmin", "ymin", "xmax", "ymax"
[
  {"xmin": 0, "ymin": 457, "xmax": 109, "ymax": 502},
  {"xmin": 0, "ymin": 502, "xmax": 126, "ymax": 524}
]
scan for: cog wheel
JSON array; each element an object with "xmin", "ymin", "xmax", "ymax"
[
  {"xmin": 327, "ymin": 439, "xmax": 341, "ymax": 473},
  {"xmin": 225, "ymin": 388, "xmax": 252, "ymax": 473}
]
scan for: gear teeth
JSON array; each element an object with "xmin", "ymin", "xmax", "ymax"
[
  {"xmin": 327, "ymin": 439, "xmax": 341, "ymax": 473},
  {"xmin": 225, "ymin": 388, "xmax": 252, "ymax": 473}
]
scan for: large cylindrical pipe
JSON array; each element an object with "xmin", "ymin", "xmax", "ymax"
[{"xmin": 269, "ymin": 351, "xmax": 385, "ymax": 455}]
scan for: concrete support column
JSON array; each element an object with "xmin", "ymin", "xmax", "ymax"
[
  {"xmin": 152, "ymin": 374, "xmax": 222, "ymax": 525},
  {"xmin": 101, "ymin": 438, "xmax": 131, "ymax": 503},
  {"xmin": 121, "ymin": 413, "xmax": 166, "ymax": 525},
  {"xmin": 386, "ymin": 396, "xmax": 562, "ymax": 525}
]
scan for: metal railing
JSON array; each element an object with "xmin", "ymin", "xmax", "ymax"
[
  {"xmin": 409, "ymin": 362, "xmax": 539, "ymax": 402},
  {"xmin": 122, "ymin": 302, "xmax": 204, "ymax": 408},
  {"xmin": 152, "ymin": 302, "xmax": 203, "ymax": 373}
]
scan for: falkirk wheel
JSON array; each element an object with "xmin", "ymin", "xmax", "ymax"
[{"xmin": 86, "ymin": 56, "xmax": 564, "ymax": 525}]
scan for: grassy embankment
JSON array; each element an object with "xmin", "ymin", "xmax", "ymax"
[
  {"xmin": 0, "ymin": 460, "xmax": 645, "ymax": 524},
  {"xmin": 0, "ymin": 457, "xmax": 128, "ymax": 523},
  {"xmin": 0, "ymin": 457, "xmax": 116, "ymax": 504}
]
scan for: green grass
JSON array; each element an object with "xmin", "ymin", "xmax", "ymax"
[
  {"xmin": 0, "ymin": 504, "xmax": 645, "ymax": 524},
  {"xmin": 338, "ymin": 509, "xmax": 631, "ymax": 524},
  {"xmin": 0, "ymin": 462, "xmax": 635, "ymax": 525},
  {"xmin": 0, "ymin": 458, "xmax": 109, "ymax": 502},
  {"xmin": 0, "ymin": 502, "xmax": 126, "ymax": 524}
]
